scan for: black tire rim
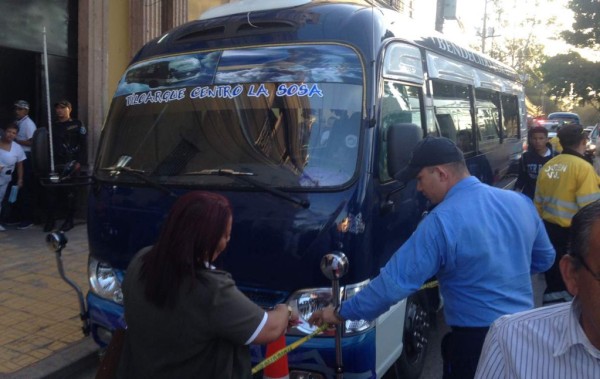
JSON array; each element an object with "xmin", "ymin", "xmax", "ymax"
[{"xmin": 403, "ymin": 297, "xmax": 429, "ymax": 364}]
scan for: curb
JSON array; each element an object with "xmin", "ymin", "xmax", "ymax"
[{"xmin": 5, "ymin": 337, "xmax": 99, "ymax": 379}]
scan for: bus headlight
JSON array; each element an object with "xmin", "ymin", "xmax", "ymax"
[
  {"xmin": 286, "ymin": 279, "xmax": 374, "ymax": 336},
  {"xmin": 89, "ymin": 257, "xmax": 123, "ymax": 304}
]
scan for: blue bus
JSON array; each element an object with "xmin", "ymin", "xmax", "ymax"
[{"xmin": 59, "ymin": 1, "xmax": 525, "ymax": 378}]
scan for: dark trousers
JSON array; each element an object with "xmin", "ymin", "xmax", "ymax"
[
  {"xmin": 543, "ymin": 220, "xmax": 570, "ymax": 294},
  {"xmin": 441, "ymin": 326, "xmax": 489, "ymax": 379},
  {"xmin": 45, "ymin": 186, "xmax": 78, "ymax": 223}
]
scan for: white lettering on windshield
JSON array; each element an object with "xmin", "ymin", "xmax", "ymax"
[
  {"xmin": 125, "ymin": 88, "xmax": 187, "ymax": 106},
  {"xmin": 124, "ymin": 83, "xmax": 324, "ymax": 106},
  {"xmin": 276, "ymin": 83, "xmax": 323, "ymax": 97},
  {"xmin": 190, "ymin": 85, "xmax": 244, "ymax": 99},
  {"xmin": 248, "ymin": 84, "xmax": 270, "ymax": 97}
]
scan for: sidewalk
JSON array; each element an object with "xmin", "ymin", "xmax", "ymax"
[{"xmin": 0, "ymin": 221, "xmax": 99, "ymax": 378}]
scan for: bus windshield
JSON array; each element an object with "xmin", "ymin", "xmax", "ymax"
[{"xmin": 97, "ymin": 44, "xmax": 364, "ymax": 188}]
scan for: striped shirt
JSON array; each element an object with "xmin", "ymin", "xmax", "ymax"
[{"xmin": 475, "ymin": 299, "xmax": 600, "ymax": 378}]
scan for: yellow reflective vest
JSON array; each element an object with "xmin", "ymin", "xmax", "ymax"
[
  {"xmin": 548, "ymin": 136, "xmax": 563, "ymax": 154},
  {"xmin": 534, "ymin": 152, "xmax": 600, "ymax": 227}
]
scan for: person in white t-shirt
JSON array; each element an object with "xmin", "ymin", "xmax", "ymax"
[{"xmin": 0, "ymin": 123, "xmax": 26, "ymax": 231}]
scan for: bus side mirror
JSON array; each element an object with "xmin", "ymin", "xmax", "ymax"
[
  {"xmin": 46, "ymin": 231, "xmax": 68, "ymax": 253},
  {"xmin": 387, "ymin": 123, "xmax": 422, "ymax": 181},
  {"xmin": 320, "ymin": 251, "xmax": 349, "ymax": 281}
]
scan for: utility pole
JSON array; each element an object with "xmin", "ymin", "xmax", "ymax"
[
  {"xmin": 435, "ymin": 0, "xmax": 445, "ymax": 33},
  {"xmin": 481, "ymin": 0, "xmax": 488, "ymax": 53}
]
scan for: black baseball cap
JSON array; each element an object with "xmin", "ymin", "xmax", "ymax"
[
  {"xmin": 54, "ymin": 99, "xmax": 72, "ymax": 109},
  {"xmin": 396, "ymin": 136, "xmax": 465, "ymax": 181},
  {"xmin": 557, "ymin": 124, "xmax": 586, "ymax": 148}
]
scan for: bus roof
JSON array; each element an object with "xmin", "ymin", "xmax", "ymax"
[{"xmin": 136, "ymin": 0, "xmax": 519, "ymax": 83}]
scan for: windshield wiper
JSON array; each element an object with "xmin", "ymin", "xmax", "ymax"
[
  {"xmin": 100, "ymin": 155, "xmax": 177, "ymax": 198},
  {"xmin": 184, "ymin": 169, "xmax": 310, "ymax": 208}
]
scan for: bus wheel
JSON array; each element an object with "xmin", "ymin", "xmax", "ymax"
[{"xmin": 397, "ymin": 292, "xmax": 430, "ymax": 379}]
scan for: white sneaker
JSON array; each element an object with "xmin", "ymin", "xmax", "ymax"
[{"xmin": 0, "ymin": 225, "xmax": 6, "ymax": 231}]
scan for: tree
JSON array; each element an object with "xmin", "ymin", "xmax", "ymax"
[
  {"xmin": 540, "ymin": 52, "xmax": 600, "ymax": 111},
  {"xmin": 562, "ymin": 0, "xmax": 599, "ymax": 49},
  {"xmin": 479, "ymin": 0, "xmax": 552, "ymax": 87}
]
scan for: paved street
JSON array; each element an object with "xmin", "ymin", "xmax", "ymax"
[{"xmin": 0, "ymin": 221, "xmax": 99, "ymax": 378}]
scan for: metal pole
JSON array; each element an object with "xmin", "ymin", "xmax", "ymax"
[
  {"xmin": 52, "ymin": 249, "xmax": 90, "ymax": 335},
  {"xmin": 42, "ymin": 26, "xmax": 57, "ymax": 178},
  {"xmin": 331, "ymin": 276, "xmax": 343, "ymax": 378},
  {"xmin": 435, "ymin": 0, "xmax": 445, "ymax": 33},
  {"xmin": 320, "ymin": 252, "xmax": 348, "ymax": 379},
  {"xmin": 481, "ymin": 0, "xmax": 488, "ymax": 53}
]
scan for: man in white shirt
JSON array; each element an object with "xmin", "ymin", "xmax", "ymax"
[
  {"xmin": 13, "ymin": 100, "xmax": 37, "ymax": 229},
  {"xmin": 475, "ymin": 200, "xmax": 600, "ymax": 379},
  {"xmin": 14, "ymin": 100, "xmax": 37, "ymax": 153}
]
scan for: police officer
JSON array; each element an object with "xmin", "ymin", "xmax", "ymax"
[{"xmin": 44, "ymin": 100, "xmax": 86, "ymax": 232}]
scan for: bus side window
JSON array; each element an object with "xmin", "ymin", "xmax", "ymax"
[
  {"xmin": 378, "ymin": 81, "xmax": 424, "ymax": 182},
  {"xmin": 501, "ymin": 94, "xmax": 520, "ymax": 139},
  {"xmin": 436, "ymin": 114, "xmax": 456, "ymax": 141},
  {"xmin": 431, "ymin": 80, "xmax": 471, "ymax": 148},
  {"xmin": 475, "ymin": 89, "xmax": 501, "ymax": 144},
  {"xmin": 456, "ymin": 129, "xmax": 475, "ymax": 155}
]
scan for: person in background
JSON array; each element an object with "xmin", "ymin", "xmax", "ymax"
[
  {"xmin": 12, "ymin": 100, "xmax": 37, "ymax": 229},
  {"xmin": 514, "ymin": 126, "xmax": 555, "ymax": 200},
  {"xmin": 475, "ymin": 200, "xmax": 600, "ymax": 379},
  {"xmin": 0, "ymin": 123, "xmax": 26, "ymax": 231},
  {"xmin": 594, "ymin": 141, "xmax": 600, "ymax": 176},
  {"xmin": 534, "ymin": 124, "xmax": 600, "ymax": 304},
  {"xmin": 44, "ymin": 100, "xmax": 86, "ymax": 232},
  {"xmin": 549, "ymin": 124, "xmax": 563, "ymax": 154},
  {"xmin": 117, "ymin": 191, "xmax": 297, "ymax": 378},
  {"xmin": 309, "ymin": 137, "xmax": 555, "ymax": 379}
]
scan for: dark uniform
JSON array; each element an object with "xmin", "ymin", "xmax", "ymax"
[{"xmin": 45, "ymin": 117, "xmax": 86, "ymax": 231}]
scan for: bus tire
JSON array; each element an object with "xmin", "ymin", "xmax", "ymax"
[
  {"xmin": 397, "ymin": 292, "xmax": 430, "ymax": 379},
  {"xmin": 31, "ymin": 127, "xmax": 50, "ymax": 176}
]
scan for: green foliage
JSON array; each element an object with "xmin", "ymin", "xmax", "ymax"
[
  {"xmin": 477, "ymin": 0, "xmax": 551, "ymax": 88},
  {"xmin": 541, "ymin": 52, "xmax": 600, "ymax": 111},
  {"xmin": 562, "ymin": 0, "xmax": 599, "ymax": 49}
]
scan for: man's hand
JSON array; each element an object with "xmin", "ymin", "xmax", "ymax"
[
  {"xmin": 288, "ymin": 307, "xmax": 300, "ymax": 327},
  {"xmin": 308, "ymin": 305, "xmax": 342, "ymax": 326}
]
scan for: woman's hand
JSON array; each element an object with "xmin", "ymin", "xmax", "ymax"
[
  {"xmin": 288, "ymin": 306, "xmax": 300, "ymax": 328},
  {"xmin": 254, "ymin": 304, "xmax": 296, "ymax": 344}
]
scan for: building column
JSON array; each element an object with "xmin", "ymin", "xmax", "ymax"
[
  {"xmin": 78, "ymin": 0, "xmax": 109, "ymax": 167},
  {"xmin": 130, "ymin": 0, "xmax": 188, "ymax": 59}
]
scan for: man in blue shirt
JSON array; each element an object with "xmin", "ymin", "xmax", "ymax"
[{"xmin": 309, "ymin": 136, "xmax": 555, "ymax": 379}]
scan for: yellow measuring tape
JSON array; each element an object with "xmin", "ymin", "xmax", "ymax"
[
  {"xmin": 251, "ymin": 281, "xmax": 439, "ymax": 374},
  {"xmin": 251, "ymin": 323, "xmax": 330, "ymax": 374}
]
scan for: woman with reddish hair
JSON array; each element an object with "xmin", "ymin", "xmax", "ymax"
[{"xmin": 117, "ymin": 191, "xmax": 295, "ymax": 378}]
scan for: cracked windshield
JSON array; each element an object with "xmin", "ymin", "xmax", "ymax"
[{"xmin": 97, "ymin": 44, "xmax": 364, "ymax": 188}]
